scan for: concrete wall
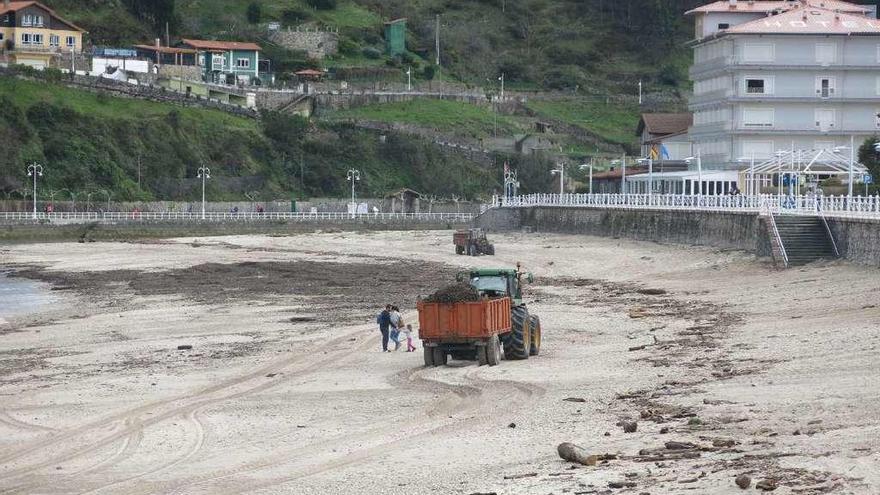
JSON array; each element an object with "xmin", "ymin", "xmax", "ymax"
[{"xmin": 476, "ymin": 206, "xmax": 772, "ymax": 256}]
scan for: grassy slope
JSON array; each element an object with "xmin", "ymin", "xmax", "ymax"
[
  {"xmin": 328, "ymin": 99, "xmax": 520, "ymax": 139},
  {"xmin": 525, "ymin": 99, "xmax": 641, "ymax": 150},
  {"xmin": 1, "ymin": 77, "xmax": 257, "ymax": 130}
]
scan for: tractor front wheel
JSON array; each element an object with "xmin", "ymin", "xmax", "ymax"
[
  {"xmin": 485, "ymin": 244, "xmax": 496, "ymax": 256},
  {"xmin": 529, "ymin": 315, "xmax": 542, "ymax": 356},
  {"xmin": 504, "ymin": 306, "xmax": 531, "ymax": 360}
]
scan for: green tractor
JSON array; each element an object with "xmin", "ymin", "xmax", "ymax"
[{"xmin": 458, "ymin": 265, "xmax": 542, "ymax": 360}]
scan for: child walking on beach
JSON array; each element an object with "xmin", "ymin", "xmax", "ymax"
[{"xmin": 403, "ymin": 324, "xmax": 416, "ymax": 352}]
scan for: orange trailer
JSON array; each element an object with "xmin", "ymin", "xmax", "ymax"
[{"xmin": 417, "ymin": 297, "xmax": 511, "ymax": 366}]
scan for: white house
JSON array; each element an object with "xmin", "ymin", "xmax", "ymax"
[{"xmin": 686, "ymin": 0, "xmax": 880, "ymax": 172}]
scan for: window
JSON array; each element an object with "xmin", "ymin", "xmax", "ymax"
[
  {"xmin": 66, "ymin": 36, "xmax": 75, "ymax": 48},
  {"xmin": 742, "ymin": 42, "xmax": 774, "ymax": 63},
  {"xmin": 21, "ymin": 14, "xmax": 32, "ymax": 26},
  {"xmin": 212, "ymin": 54, "xmax": 225, "ymax": 69},
  {"xmin": 744, "ymin": 76, "xmax": 773, "ymax": 95},
  {"xmin": 816, "ymin": 43, "xmax": 837, "ymax": 65},
  {"xmin": 815, "ymin": 109, "xmax": 835, "ymax": 131},
  {"xmin": 816, "ymin": 77, "xmax": 835, "ymax": 98},
  {"xmin": 875, "ymin": 111, "xmax": 880, "ymax": 129},
  {"xmin": 742, "ymin": 107, "xmax": 775, "ymax": 128},
  {"xmin": 718, "ymin": 23, "xmax": 730, "ymax": 30},
  {"xmin": 236, "ymin": 58, "xmax": 250, "ymax": 69},
  {"xmin": 742, "ymin": 141, "xmax": 775, "ymax": 158},
  {"xmin": 0, "ymin": 33, "xmax": 4, "ymax": 42},
  {"xmin": 34, "ymin": 15, "xmax": 44, "ymax": 27},
  {"xmin": 49, "ymin": 34, "xmax": 59, "ymax": 47},
  {"xmin": 21, "ymin": 33, "xmax": 43, "ymax": 45}
]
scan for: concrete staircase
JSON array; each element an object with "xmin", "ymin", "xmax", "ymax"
[{"xmin": 773, "ymin": 215, "xmax": 838, "ymax": 266}]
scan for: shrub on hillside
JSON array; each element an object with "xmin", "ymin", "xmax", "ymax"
[
  {"xmin": 362, "ymin": 47, "xmax": 381, "ymax": 59},
  {"xmin": 246, "ymin": 2, "xmax": 262, "ymax": 24},
  {"xmin": 306, "ymin": 0, "xmax": 337, "ymax": 10}
]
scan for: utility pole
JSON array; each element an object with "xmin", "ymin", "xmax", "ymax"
[
  {"xmin": 197, "ymin": 166, "xmax": 210, "ymax": 220},
  {"xmin": 166, "ymin": 21, "xmax": 170, "ymax": 49},
  {"xmin": 406, "ymin": 66, "xmax": 412, "ymax": 91},
  {"xmin": 136, "ymin": 153, "xmax": 141, "ymax": 188},
  {"xmin": 27, "ymin": 163, "xmax": 43, "ymax": 219},
  {"xmin": 638, "ymin": 79, "xmax": 642, "ymax": 105},
  {"xmin": 621, "ymin": 154, "xmax": 627, "ymax": 195}
]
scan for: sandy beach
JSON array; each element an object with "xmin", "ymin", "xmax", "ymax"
[{"xmin": 0, "ymin": 231, "xmax": 877, "ymax": 494}]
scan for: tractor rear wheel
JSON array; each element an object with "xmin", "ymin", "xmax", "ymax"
[
  {"xmin": 485, "ymin": 334, "xmax": 501, "ymax": 366},
  {"xmin": 504, "ymin": 306, "xmax": 531, "ymax": 360},
  {"xmin": 432, "ymin": 347, "xmax": 448, "ymax": 366},
  {"xmin": 529, "ymin": 315, "xmax": 542, "ymax": 356},
  {"xmin": 485, "ymin": 244, "xmax": 495, "ymax": 256},
  {"xmin": 424, "ymin": 347, "xmax": 435, "ymax": 367}
]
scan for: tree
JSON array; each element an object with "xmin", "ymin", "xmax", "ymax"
[
  {"xmin": 422, "ymin": 65, "xmax": 435, "ymax": 81},
  {"xmin": 246, "ymin": 2, "xmax": 263, "ymax": 24},
  {"xmin": 857, "ymin": 136, "xmax": 880, "ymax": 180}
]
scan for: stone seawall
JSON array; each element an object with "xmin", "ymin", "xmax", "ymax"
[
  {"xmin": 826, "ymin": 217, "xmax": 880, "ymax": 266},
  {"xmin": 477, "ymin": 207, "xmax": 880, "ymax": 266},
  {"xmin": 476, "ymin": 207, "xmax": 772, "ymax": 256}
]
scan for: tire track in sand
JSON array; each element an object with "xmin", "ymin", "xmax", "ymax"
[
  {"xmin": 0, "ymin": 328, "xmax": 371, "ymax": 488},
  {"xmin": 153, "ymin": 365, "xmax": 544, "ymax": 495}
]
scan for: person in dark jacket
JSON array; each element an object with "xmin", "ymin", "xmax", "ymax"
[{"xmin": 377, "ymin": 305, "xmax": 392, "ymax": 352}]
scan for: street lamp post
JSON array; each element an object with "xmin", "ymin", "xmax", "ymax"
[
  {"xmin": 347, "ymin": 168, "xmax": 360, "ymax": 212},
  {"xmin": 579, "ymin": 158, "xmax": 594, "ymax": 195},
  {"xmin": 197, "ymin": 166, "xmax": 211, "ymax": 220},
  {"xmin": 406, "ymin": 67, "xmax": 412, "ymax": 91},
  {"xmin": 637, "ymin": 157, "xmax": 654, "ymax": 196},
  {"xmin": 499, "ymin": 73, "xmax": 505, "ymax": 100},
  {"xmin": 27, "ymin": 163, "xmax": 43, "ymax": 219},
  {"xmin": 551, "ymin": 163, "xmax": 565, "ymax": 195}
]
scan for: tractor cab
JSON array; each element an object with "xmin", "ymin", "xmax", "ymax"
[{"xmin": 458, "ymin": 265, "xmax": 533, "ymax": 306}]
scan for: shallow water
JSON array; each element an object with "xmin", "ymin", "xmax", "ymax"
[{"xmin": 0, "ymin": 270, "xmax": 56, "ymax": 320}]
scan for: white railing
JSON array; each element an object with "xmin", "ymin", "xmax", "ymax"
[
  {"xmin": 0, "ymin": 211, "xmax": 474, "ymax": 223},
  {"xmin": 497, "ymin": 193, "xmax": 880, "ymax": 219}
]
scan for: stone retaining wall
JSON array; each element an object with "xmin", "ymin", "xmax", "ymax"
[
  {"xmin": 476, "ymin": 207, "xmax": 880, "ymax": 266},
  {"xmin": 826, "ymin": 217, "xmax": 880, "ymax": 266}
]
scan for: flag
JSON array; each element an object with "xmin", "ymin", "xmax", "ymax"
[
  {"xmin": 661, "ymin": 144, "xmax": 670, "ymax": 160},
  {"xmin": 649, "ymin": 145, "xmax": 659, "ymax": 160}
]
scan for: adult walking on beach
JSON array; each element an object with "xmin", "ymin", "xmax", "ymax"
[
  {"xmin": 389, "ymin": 305, "xmax": 403, "ymax": 351},
  {"xmin": 377, "ymin": 305, "xmax": 392, "ymax": 352}
]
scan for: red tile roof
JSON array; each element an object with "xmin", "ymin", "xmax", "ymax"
[
  {"xmin": 0, "ymin": 1, "xmax": 86, "ymax": 32},
  {"xmin": 727, "ymin": 5, "xmax": 880, "ymax": 34},
  {"xmin": 637, "ymin": 113, "xmax": 693, "ymax": 137},
  {"xmin": 686, "ymin": 0, "xmax": 868, "ymax": 15},
  {"xmin": 181, "ymin": 39, "xmax": 262, "ymax": 51}
]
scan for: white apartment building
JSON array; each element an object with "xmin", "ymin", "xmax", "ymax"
[{"xmin": 687, "ymin": 0, "xmax": 880, "ymax": 170}]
